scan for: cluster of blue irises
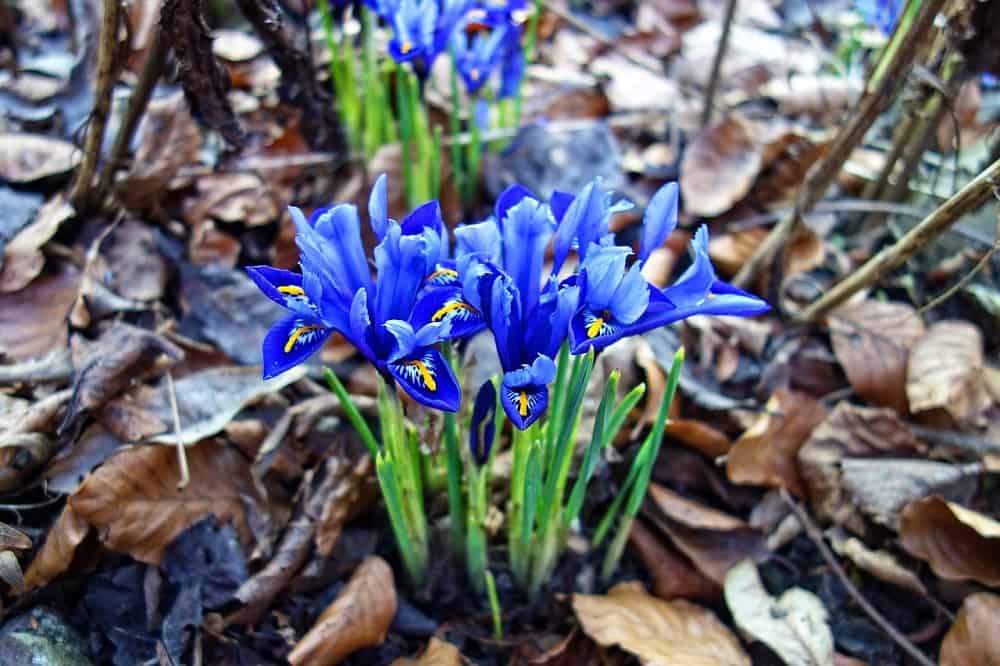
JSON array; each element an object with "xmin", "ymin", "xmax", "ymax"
[
  {"xmin": 368, "ymin": 0, "xmax": 527, "ymax": 96},
  {"xmin": 248, "ymin": 176, "xmax": 768, "ymax": 433}
]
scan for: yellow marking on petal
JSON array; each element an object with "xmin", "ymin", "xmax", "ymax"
[
  {"xmin": 586, "ymin": 317, "xmax": 605, "ymax": 339},
  {"xmin": 401, "ymin": 41, "xmax": 414, "ymax": 54},
  {"xmin": 403, "ymin": 360, "xmax": 437, "ymax": 392},
  {"xmin": 432, "ymin": 300, "xmax": 479, "ymax": 322},
  {"xmin": 518, "ymin": 391, "xmax": 528, "ymax": 417},
  {"xmin": 706, "ymin": 291, "xmax": 716, "ymax": 299},
  {"xmin": 284, "ymin": 325, "xmax": 323, "ymax": 353},
  {"xmin": 277, "ymin": 285, "xmax": 305, "ymax": 296},
  {"xmin": 427, "ymin": 267, "xmax": 459, "ymax": 282},
  {"xmin": 470, "ymin": 68, "xmax": 480, "ymax": 81}
]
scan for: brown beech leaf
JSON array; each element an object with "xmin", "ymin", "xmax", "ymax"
[
  {"xmin": 0, "ymin": 522, "xmax": 31, "ymax": 550},
  {"xmin": 629, "ymin": 520, "xmax": 720, "ymax": 601},
  {"xmin": 0, "ymin": 133, "xmax": 81, "ymax": 183},
  {"xmin": 826, "ymin": 527, "xmax": 926, "ymax": 596},
  {"xmin": 666, "ymin": 419, "xmax": 732, "ymax": 458},
  {"xmin": 725, "ymin": 559, "xmax": 834, "ymax": 666},
  {"xmin": 680, "ymin": 116, "xmax": 762, "ymax": 217},
  {"xmin": 726, "ymin": 389, "xmax": 826, "ymax": 496},
  {"xmin": 0, "ymin": 263, "xmax": 80, "ymax": 360},
  {"xmin": 906, "ymin": 321, "xmax": 987, "ymax": 427},
  {"xmin": 829, "ymin": 300, "xmax": 925, "ymax": 414},
  {"xmin": 899, "ymin": 496, "xmax": 1000, "ymax": 587},
  {"xmin": 22, "ymin": 505, "xmax": 90, "ymax": 591},
  {"xmin": 68, "ymin": 439, "xmax": 260, "ymax": 564},
  {"xmin": 0, "ymin": 194, "xmax": 74, "ymax": 293},
  {"xmin": 573, "ymin": 581, "xmax": 750, "ymax": 666},
  {"xmin": 288, "ymin": 556, "xmax": 397, "ymax": 666},
  {"xmin": 940, "ymin": 592, "xmax": 1000, "ymax": 666},
  {"xmin": 184, "ymin": 172, "xmax": 280, "ymax": 227},
  {"xmin": 645, "ymin": 483, "xmax": 768, "ymax": 583},
  {"xmin": 392, "ymin": 637, "xmax": 463, "ymax": 666},
  {"xmin": 798, "ymin": 402, "xmax": 925, "ymax": 532},
  {"xmin": 0, "ymin": 549, "xmax": 25, "ymax": 592}
]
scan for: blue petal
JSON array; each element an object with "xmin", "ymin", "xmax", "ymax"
[
  {"xmin": 293, "ymin": 204, "xmax": 372, "ymax": 304},
  {"xmin": 373, "ymin": 223, "xmax": 434, "ymax": 325},
  {"xmin": 411, "ymin": 285, "xmax": 485, "ymax": 339},
  {"xmin": 400, "ymin": 199, "xmax": 443, "ymax": 235},
  {"xmin": 261, "ymin": 314, "xmax": 333, "ymax": 379},
  {"xmin": 469, "ymin": 380, "xmax": 497, "ymax": 465},
  {"xmin": 610, "ymin": 263, "xmax": 650, "ymax": 324},
  {"xmin": 639, "ymin": 182, "xmax": 678, "ymax": 262},
  {"xmin": 388, "ymin": 347, "xmax": 461, "ymax": 411},
  {"xmin": 502, "ymin": 197, "xmax": 554, "ymax": 314},
  {"xmin": 495, "ymin": 184, "xmax": 536, "ymax": 226},
  {"xmin": 245, "ymin": 266, "xmax": 314, "ymax": 315},
  {"xmin": 549, "ymin": 190, "xmax": 575, "ymax": 223},
  {"xmin": 552, "ymin": 178, "xmax": 604, "ymax": 271},
  {"xmin": 500, "ymin": 355, "xmax": 555, "ymax": 429},
  {"xmin": 579, "ymin": 243, "xmax": 630, "ymax": 310},
  {"xmin": 455, "ymin": 219, "xmax": 502, "ymax": 265},
  {"xmin": 369, "ymin": 174, "xmax": 389, "ymax": 240},
  {"xmin": 523, "ymin": 278, "xmax": 577, "ymax": 360}
]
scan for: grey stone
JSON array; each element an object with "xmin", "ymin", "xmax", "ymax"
[{"xmin": 0, "ymin": 607, "xmax": 94, "ymax": 666}]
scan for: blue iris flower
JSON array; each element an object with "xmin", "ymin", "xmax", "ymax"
[
  {"xmin": 569, "ymin": 182, "xmax": 770, "ymax": 353},
  {"xmin": 454, "ymin": 188, "xmax": 578, "ymax": 429},
  {"xmin": 855, "ymin": 0, "xmax": 903, "ymax": 35},
  {"xmin": 373, "ymin": 0, "xmax": 473, "ymax": 76},
  {"xmin": 452, "ymin": 22, "xmax": 514, "ymax": 95},
  {"xmin": 465, "ymin": 0, "xmax": 529, "ymax": 29},
  {"xmin": 246, "ymin": 175, "xmax": 464, "ymax": 412}
]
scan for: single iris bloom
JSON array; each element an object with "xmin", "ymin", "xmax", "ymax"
[
  {"xmin": 375, "ymin": 0, "xmax": 473, "ymax": 76},
  {"xmin": 464, "ymin": 0, "xmax": 529, "ymax": 29},
  {"xmin": 247, "ymin": 175, "xmax": 465, "ymax": 412},
  {"xmin": 452, "ymin": 22, "xmax": 513, "ymax": 95},
  {"xmin": 854, "ymin": 0, "xmax": 902, "ymax": 35}
]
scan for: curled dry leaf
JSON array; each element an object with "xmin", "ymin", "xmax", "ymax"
[
  {"xmin": 829, "ymin": 300, "xmax": 925, "ymax": 414},
  {"xmin": 906, "ymin": 321, "xmax": 987, "ymax": 428},
  {"xmin": 184, "ymin": 172, "xmax": 280, "ymax": 227},
  {"xmin": 939, "ymin": 592, "xmax": 1000, "ymax": 666},
  {"xmin": 68, "ymin": 439, "xmax": 261, "ymax": 565},
  {"xmin": 288, "ymin": 556, "xmax": 397, "ymax": 666},
  {"xmin": 0, "ymin": 549, "xmax": 25, "ymax": 593},
  {"xmin": 23, "ymin": 505, "xmax": 90, "ymax": 591},
  {"xmin": 726, "ymin": 389, "xmax": 826, "ymax": 497},
  {"xmin": 629, "ymin": 519, "xmax": 720, "ymax": 601},
  {"xmin": 645, "ymin": 483, "xmax": 768, "ymax": 583},
  {"xmin": 680, "ymin": 115, "xmax": 762, "ymax": 217},
  {"xmin": 0, "ymin": 133, "xmax": 81, "ymax": 184},
  {"xmin": 392, "ymin": 637, "xmax": 463, "ymax": 666},
  {"xmin": 826, "ymin": 527, "xmax": 926, "ymax": 596},
  {"xmin": 103, "ymin": 221, "xmax": 169, "ymax": 302},
  {"xmin": 0, "ymin": 263, "xmax": 80, "ymax": 360},
  {"xmin": 725, "ymin": 559, "xmax": 834, "ymax": 666},
  {"xmin": 0, "ymin": 194, "xmax": 74, "ymax": 294},
  {"xmin": 899, "ymin": 496, "xmax": 1000, "ymax": 587},
  {"xmin": 798, "ymin": 402, "xmax": 924, "ymax": 532},
  {"xmin": 573, "ymin": 581, "xmax": 750, "ymax": 666},
  {"xmin": 0, "ymin": 522, "xmax": 31, "ymax": 550}
]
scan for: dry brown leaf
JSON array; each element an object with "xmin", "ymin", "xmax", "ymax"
[
  {"xmin": 899, "ymin": 496, "xmax": 1000, "ymax": 587},
  {"xmin": 68, "ymin": 439, "xmax": 260, "ymax": 564},
  {"xmin": 826, "ymin": 527, "xmax": 926, "ymax": 596},
  {"xmin": 0, "ymin": 522, "xmax": 31, "ymax": 550},
  {"xmin": 798, "ymin": 402, "xmax": 925, "ymax": 532},
  {"xmin": 185, "ymin": 172, "xmax": 280, "ymax": 227},
  {"xmin": 23, "ymin": 505, "xmax": 91, "ymax": 591},
  {"xmin": 0, "ymin": 263, "xmax": 80, "ymax": 360},
  {"xmin": 629, "ymin": 520, "xmax": 720, "ymax": 601},
  {"xmin": 0, "ymin": 194, "xmax": 74, "ymax": 294},
  {"xmin": 645, "ymin": 483, "xmax": 768, "ymax": 583},
  {"xmin": 939, "ymin": 592, "xmax": 1000, "ymax": 666},
  {"xmin": 725, "ymin": 559, "xmax": 833, "ymax": 666},
  {"xmin": 103, "ymin": 220, "xmax": 169, "ymax": 301},
  {"xmin": 726, "ymin": 389, "xmax": 826, "ymax": 497},
  {"xmin": 573, "ymin": 581, "xmax": 750, "ymax": 666},
  {"xmin": 829, "ymin": 300, "xmax": 925, "ymax": 414},
  {"xmin": 666, "ymin": 419, "xmax": 732, "ymax": 457},
  {"xmin": 0, "ymin": 133, "xmax": 81, "ymax": 183},
  {"xmin": 906, "ymin": 321, "xmax": 987, "ymax": 427},
  {"xmin": 392, "ymin": 637, "xmax": 463, "ymax": 666},
  {"xmin": 680, "ymin": 116, "xmax": 762, "ymax": 217},
  {"xmin": 288, "ymin": 556, "xmax": 397, "ymax": 666}
]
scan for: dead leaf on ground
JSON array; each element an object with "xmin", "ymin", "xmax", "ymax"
[
  {"xmin": 829, "ymin": 300, "xmax": 925, "ymax": 414},
  {"xmin": 906, "ymin": 320, "xmax": 988, "ymax": 428},
  {"xmin": 288, "ymin": 556, "xmax": 397, "ymax": 666},
  {"xmin": 68, "ymin": 439, "xmax": 262, "ymax": 565},
  {"xmin": 0, "ymin": 523, "xmax": 31, "ymax": 550},
  {"xmin": 726, "ymin": 389, "xmax": 826, "ymax": 497},
  {"xmin": 629, "ymin": 520, "xmax": 720, "ymax": 601},
  {"xmin": 798, "ymin": 402, "xmax": 925, "ymax": 532},
  {"xmin": 679, "ymin": 115, "xmax": 764, "ymax": 217},
  {"xmin": 666, "ymin": 419, "xmax": 732, "ymax": 457},
  {"xmin": 939, "ymin": 592, "xmax": 1000, "ymax": 666},
  {"xmin": 725, "ymin": 559, "xmax": 834, "ymax": 666},
  {"xmin": 23, "ymin": 505, "xmax": 90, "ymax": 591},
  {"xmin": 899, "ymin": 496, "xmax": 1000, "ymax": 587},
  {"xmin": 392, "ymin": 637, "xmax": 463, "ymax": 666},
  {"xmin": 0, "ymin": 263, "xmax": 80, "ymax": 360},
  {"xmin": 0, "ymin": 194, "xmax": 74, "ymax": 293},
  {"xmin": 0, "ymin": 133, "xmax": 81, "ymax": 184},
  {"xmin": 573, "ymin": 581, "xmax": 750, "ymax": 666},
  {"xmin": 644, "ymin": 483, "xmax": 768, "ymax": 583},
  {"xmin": 591, "ymin": 54, "xmax": 680, "ymax": 112},
  {"xmin": 0, "ymin": 549, "xmax": 25, "ymax": 592},
  {"xmin": 103, "ymin": 220, "xmax": 170, "ymax": 301},
  {"xmin": 826, "ymin": 527, "xmax": 926, "ymax": 596},
  {"xmin": 45, "ymin": 424, "xmax": 122, "ymax": 494},
  {"xmin": 184, "ymin": 172, "xmax": 280, "ymax": 227}
]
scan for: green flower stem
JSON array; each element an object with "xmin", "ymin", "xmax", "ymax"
[
  {"xmin": 323, "ymin": 368, "xmax": 378, "ymax": 458},
  {"xmin": 465, "ymin": 459, "xmax": 489, "ymax": 593},
  {"xmin": 377, "ymin": 454, "xmax": 428, "ymax": 585},
  {"xmin": 443, "ymin": 410, "xmax": 465, "ymax": 556},
  {"xmin": 449, "ymin": 56, "xmax": 466, "ymax": 206},
  {"xmin": 466, "ymin": 94, "xmax": 483, "ymax": 206},
  {"xmin": 430, "ymin": 125, "xmax": 443, "ymax": 201},
  {"xmin": 508, "ymin": 422, "xmax": 535, "ymax": 587},
  {"xmin": 600, "ymin": 347, "xmax": 685, "ymax": 580},
  {"xmin": 544, "ymin": 343, "xmax": 572, "ymax": 458},
  {"xmin": 485, "ymin": 571, "xmax": 503, "ymax": 640},
  {"xmin": 361, "ymin": 7, "xmax": 384, "ymax": 156},
  {"xmin": 563, "ymin": 371, "xmax": 621, "ymax": 528},
  {"xmin": 395, "ymin": 63, "xmax": 417, "ymax": 207}
]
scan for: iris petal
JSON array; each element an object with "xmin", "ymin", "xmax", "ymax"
[
  {"xmin": 261, "ymin": 314, "xmax": 332, "ymax": 379},
  {"xmin": 245, "ymin": 266, "xmax": 314, "ymax": 315},
  {"xmin": 369, "ymin": 173, "xmax": 389, "ymax": 240},
  {"xmin": 469, "ymin": 380, "xmax": 497, "ymax": 465},
  {"xmin": 411, "ymin": 285, "xmax": 485, "ymax": 339},
  {"xmin": 499, "ymin": 359, "xmax": 552, "ymax": 429},
  {"xmin": 388, "ymin": 347, "xmax": 461, "ymax": 411},
  {"xmin": 639, "ymin": 182, "xmax": 678, "ymax": 262}
]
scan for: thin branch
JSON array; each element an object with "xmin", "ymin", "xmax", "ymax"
[
  {"xmin": 165, "ymin": 371, "xmax": 190, "ymax": 490},
  {"xmin": 779, "ymin": 489, "xmax": 937, "ymax": 666},
  {"xmin": 796, "ymin": 156, "xmax": 1000, "ymax": 322},
  {"xmin": 917, "ymin": 239, "xmax": 1000, "ymax": 314},
  {"xmin": 701, "ymin": 0, "xmax": 738, "ymax": 128}
]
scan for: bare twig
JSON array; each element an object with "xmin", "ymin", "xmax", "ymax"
[
  {"xmin": 917, "ymin": 239, "xmax": 1000, "ymax": 314},
  {"xmin": 731, "ymin": 0, "xmax": 945, "ymax": 289},
  {"xmin": 701, "ymin": 0, "xmax": 738, "ymax": 128},
  {"xmin": 165, "ymin": 370, "xmax": 190, "ymax": 490},
  {"xmin": 68, "ymin": 0, "xmax": 122, "ymax": 210},
  {"xmin": 796, "ymin": 156, "xmax": 1000, "ymax": 322},
  {"xmin": 779, "ymin": 489, "xmax": 937, "ymax": 666}
]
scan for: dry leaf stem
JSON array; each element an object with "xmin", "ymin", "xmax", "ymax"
[
  {"xmin": 780, "ymin": 489, "xmax": 937, "ymax": 666},
  {"xmin": 700, "ymin": 0, "xmax": 738, "ymax": 128},
  {"xmin": 731, "ymin": 0, "xmax": 945, "ymax": 289},
  {"xmin": 796, "ymin": 156, "xmax": 1000, "ymax": 321},
  {"xmin": 69, "ymin": 0, "xmax": 122, "ymax": 210}
]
